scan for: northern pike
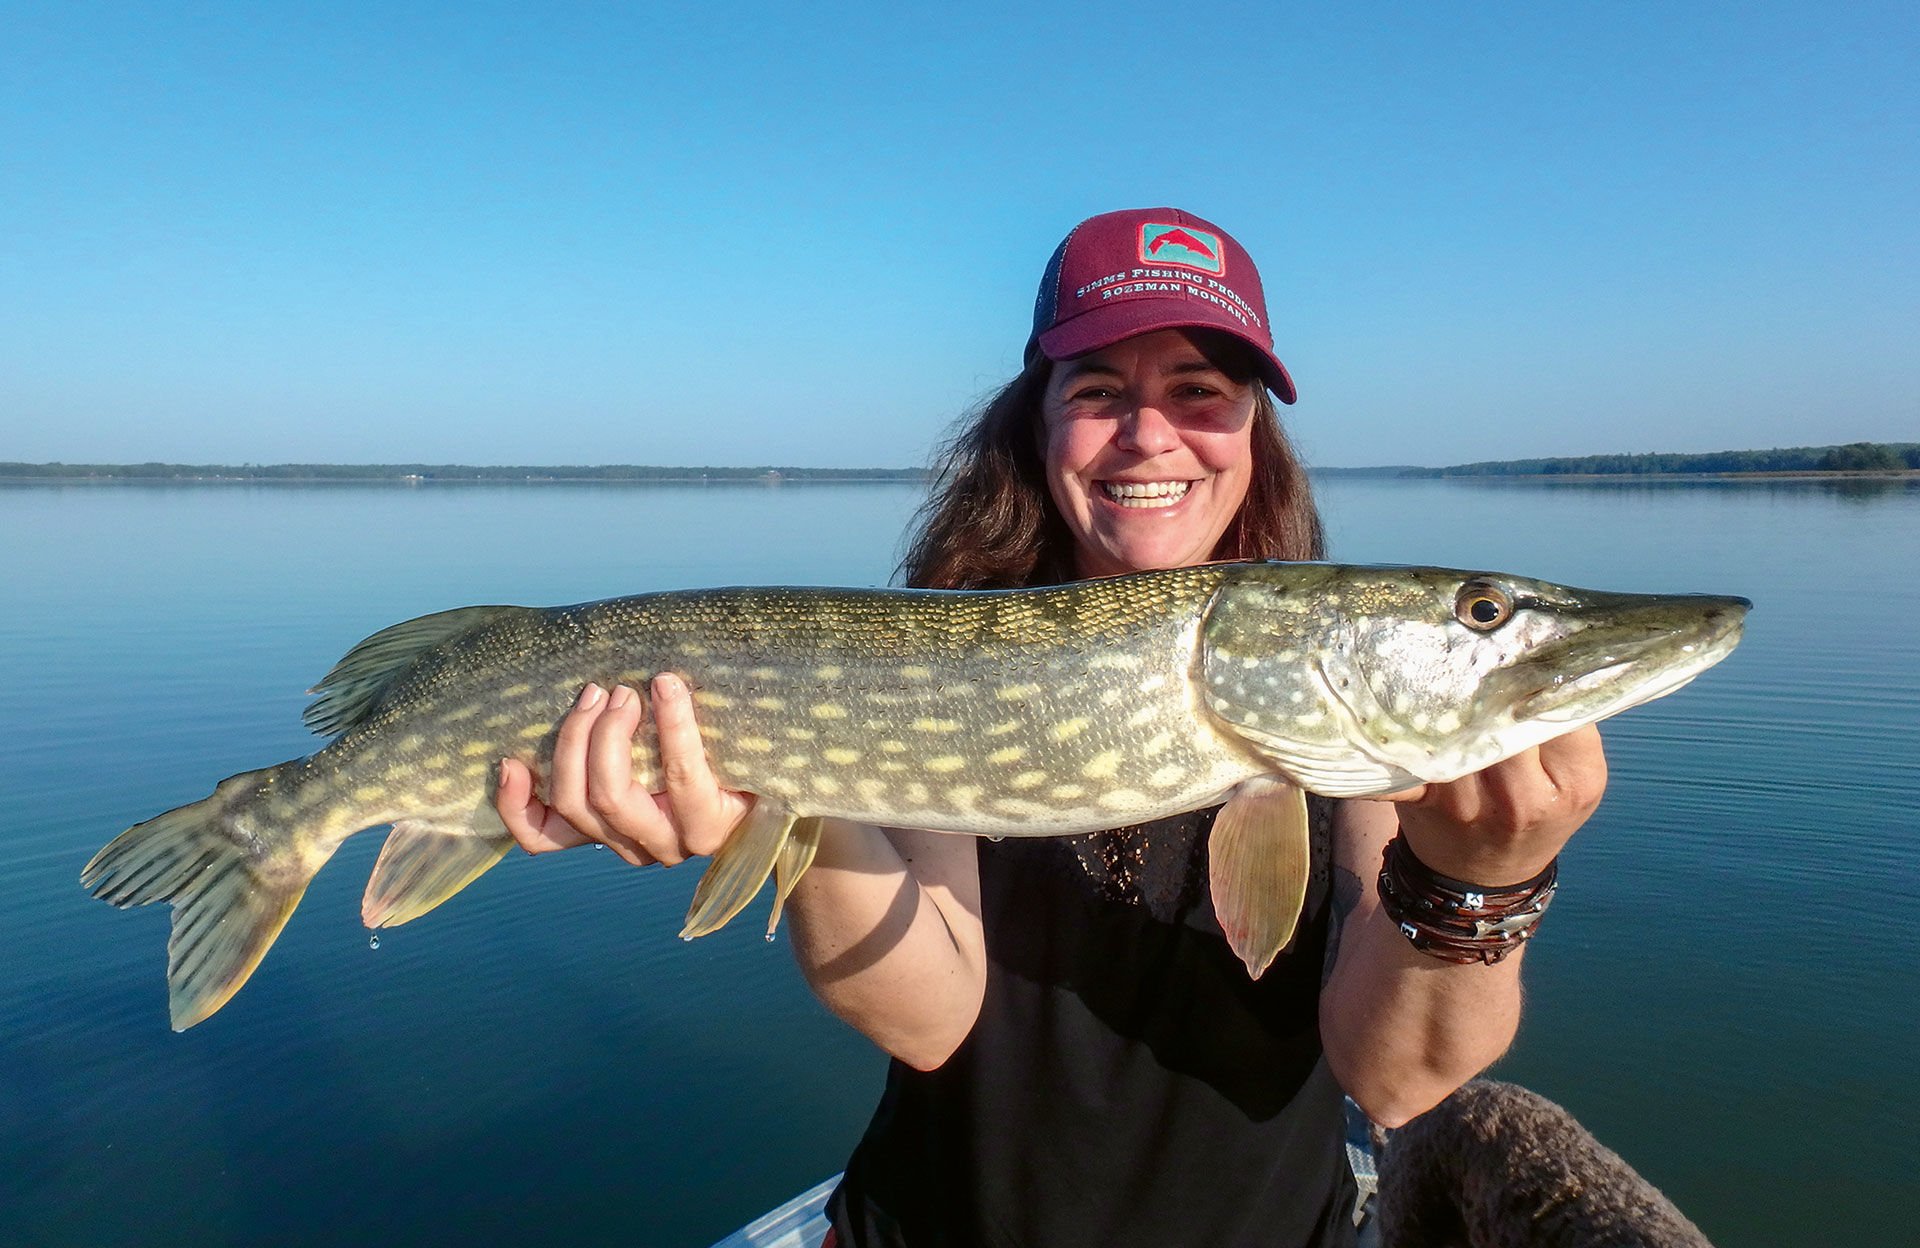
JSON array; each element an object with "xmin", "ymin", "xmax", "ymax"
[{"xmin": 83, "ymin": 562, "xmax": 1748, "ymax": 1029}]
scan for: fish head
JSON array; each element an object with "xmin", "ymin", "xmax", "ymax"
[{"xmin": 1199, "ymin": 565, "xmax": 1749, "ymax": 797}]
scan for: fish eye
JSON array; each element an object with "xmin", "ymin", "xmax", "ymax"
[{"xmin": 1455, "ymin": 581, "xmax": 1514, "ymax": 631}]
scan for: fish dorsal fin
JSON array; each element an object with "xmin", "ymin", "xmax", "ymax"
[
  {"xmin": 305, "ymin": 605, "xmax": 529, "ymax": 736},
  {"xmin": 362, "ymin": 816, "xmax": 515, "ymax": 929},
  {"xmin": 1208, "ymin": 777, "xmax": 1312, "ymax": 978},
  {"xmin": 680, "ymin": 798, "xmax": 798, "ymax": 940}
]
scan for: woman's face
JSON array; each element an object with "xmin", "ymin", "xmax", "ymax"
[{"xmin": 1040, "ymin": 329, "xmax": 1259, "ymax": 579}]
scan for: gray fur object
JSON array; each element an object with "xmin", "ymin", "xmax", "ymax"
[{"xmin": 1374, "ymin": 1080, "xmax": 1713, "ymax": 1247}]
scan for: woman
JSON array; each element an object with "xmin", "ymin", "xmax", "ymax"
[{"xmin": 495, "ymin": 208, "xmax": 1606, "ymax": 1247}]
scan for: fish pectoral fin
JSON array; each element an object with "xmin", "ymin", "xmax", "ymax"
[
  {"xmin": 681, "ymin": 798, "xmax": 798, "ymax": 940},
  {"xmin": 1208, "ymin": 777, "xmax": 1312, "ymax": 979},
  {"xmin": 362, "ymin": 817, "xmax": 514, "ymax": 929},
  {"xmin": 765, "ymin": 817, "xmax": 825, "ymax": 937}
]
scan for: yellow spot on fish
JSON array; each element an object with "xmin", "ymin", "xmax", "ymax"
[
  {"xmin": 986, "ymin": 720, "xmax": 1022, "ymax": 737},
  {"xmin": 815, "ymin": 665, "xmax": 844, "ymax": 680},
  {"xmin": 699, "ymin": 724, "xmax": 725, "ymax": 741},
  {"xmin": 501, "ymin": 683, "xmax": 533, "ymax": 698},
  {"xmin": 737, "ymin": 736, "xmax": 774, "ymax": 753},
  {"xmin": 912, "ymin": 717, "xmax": 961, "ymax": 733},
  {"xmin": 352, "ymin": 785, "xmax": 387, "ymax": 802},
  {"xmin": 1143, "ymin": 731, "xmax": 1175, "ymax": 756},
  {"xmin": 483, "ymin": 713, "xmax": 513, "ymax": 729},
  {"xmin": 1434, "ymin": 711, "xmax": 1462, "ymax": 734},
  {"xmin": 1049, "ymin": 784, "xmax": 1086, "ymax": 801},
  {"xmin": 397, "ymin": 735, "xmax": 424, "ymax": 752},
  {"xmin": 823, "ymin": 748, "xmax": 860, "ymax": 765},
  {"xmin": 880, "ymin": 740, "xmax": 907, "ymax": 753},
  {"xmin": 751, "ymin": 667, "xmax": 780, "ymax": 681},
  {"xmin": 1080, "ymin": 750, "xmax": 1124, "ymax": 780},
  {"xmin": 811, "ymin": 704, "xmax": 849, "ymax": 720},
  {"xmin": 946, "ymin": 785, "xmax": 982, "ymax": 807},
  {"xmin": 1138, "ymin": 675, "xmax": 1168, "ymax": 694},
  {"xmin": 1148, "ymin": 764, "xmax": 1187, "ymax": 788},
  {"xmin": 442, "ymin": 705, "xmax": 480, "ymax": 723},
  {"xmin": 781, "ymin": 754, "xmax": 808, "ymax": 770},
  {"xmin": 460, "ymin": 741, "xmax": 492, "ymax": 757},
  {"xmin": 812, "ymin": 776, "xmax": 842, "ymax": 796},
  {"xmin": 519, "ymin": 723, "xmax": 551, "ymax": 741},
  {"xmin": 900, "ymin": 665, "xmax": 933, "ymax": 680},
  {"xmin": 422, "ymin": 753, "xmax": 452, "ymax": 770},
  {"xmin": 422, "ymin": 776, "xmax": 455, "ymax": 796},
  {"xmin": 462, "ymin": 763, "xmax": 488, "ymax": 779},
  {"xmin": 1011, "ymin": 770, "xmax": 1048, "ymax": 790},
  {"xmin": 1128, "ymin": 705, "xmax": 1159, "ymax": 728},
  {"xmin": 995, "ymin": 682, "xmax": 1042, "ymax": 701},
  {"xmin": 1089, "ymin": 653, "xmax": 1143, "ymax": 671},
  {"xmin": 879, "ymin": 760, "xmax": 908, "ymax": 773},
  {"xmin": 676, "ymin": 643, "xmax": 709, "ymax": 657},
  {"xmin": 784, "ymin": 726, "xmax": 817, "ymax": 741},
  {"xmin": 693, "ymin": 690, "xmax": 733, "ymax": 709},
  {"xmin": 855, "ymin": 778, "xmax": 889, "ymax": 801},
  {"xmin": 1099, "ymin": 788, "xmax": 1147, "ymax": 810},
  {"xmin": 987, "ymin": 746, "xmax": 1026, "ymax": 765},
  {"xmin": 752, "ymin": 696, "xmax": 786, "ymax": 711},
  {"xmin": 905, "ymin": 783, "xmax": 929, "ymax": 805},
  {"xmin": 926, "ymin": 756, "xmax": 966, "ymax": 773},
  {"xmin": 1050, "ymin": 718, "xmax": 1090, "ymax": 742}
]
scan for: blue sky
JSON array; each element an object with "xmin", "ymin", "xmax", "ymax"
[{"xmin": 2, "ymin": 1, "xmax": 1913, "ymax": 468}]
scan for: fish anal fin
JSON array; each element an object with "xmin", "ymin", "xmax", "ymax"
[
  {"xmin": 681, "ymin": 799, "xmax": 797, "ymax": 940},
  {"xmin": 362, "ymin": 817, "xmax": 513, "ymax": 929},
  {"xmin": 1208, "ymin": 777, "xmax": 1311, "ymax": 979},
  {"xmin": 766, "ymin": 817, "xmax": 825, "ymax": 937},
  {"xmin": 304, "ymin": 605, "xmax": 532, "ymax": 737}
]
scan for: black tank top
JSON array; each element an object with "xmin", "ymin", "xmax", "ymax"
[{"xmin": 828, "ymin": 800, "xmax": 1357, "ymax": 1248}]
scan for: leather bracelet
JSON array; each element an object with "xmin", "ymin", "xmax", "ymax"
[{"xmin": 1376, "ymin": 833, "xmax": 1557, "ymax": 965}]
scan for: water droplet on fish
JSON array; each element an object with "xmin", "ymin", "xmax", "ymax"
[
  {"xmin": 367, "ymin": 934, "xmax": 381, "ymax": 950},
  {"xmin": 764, "ymin": 931, "xmax": 776, "ymax": 943},
  {"xmin": 595, "ymin": 843, "xmax": 607, "ymax": 851},
  {"xmin": 987, "ymin": 835, "xmax": 1005, "ymax": 843},
  {"xmin": 680, "ymin": 935, "xmax": 693, "ymax": 943}
]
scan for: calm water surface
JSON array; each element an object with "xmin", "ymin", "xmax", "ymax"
[{"xmin": 2, "ymin": 478, "xmax": 1914, "ymax": 1246}]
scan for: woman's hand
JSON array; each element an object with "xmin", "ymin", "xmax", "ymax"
[
  {"xmin": 1376, "ymin": 724, "xmax": 1608, "ymax": 885},
  {"xmin": 495, "ymin": 673, "xmax": 754, "ymax": 867}
]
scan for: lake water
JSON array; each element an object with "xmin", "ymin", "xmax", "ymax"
[{"xmin": 2, "ymin": 477, "xmax": 1915, "ymax": 1246}]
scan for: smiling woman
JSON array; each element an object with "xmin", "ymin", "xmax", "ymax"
[{"xmin": 497, "ymin": 207, "xmax": 1615, "ymax": 1248}]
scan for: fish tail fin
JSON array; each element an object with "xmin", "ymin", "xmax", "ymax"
[
  {"xmin": 81, "ymin": 762, "xmax": 329, "ymax": 1030},
  {"xmin": 680, "ymin": 798, "xmax": 799, "ymax": 940}
]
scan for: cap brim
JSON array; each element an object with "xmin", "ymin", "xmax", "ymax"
[{"xmin": 1036, "ymin": 301, "xmax": 1297, "ymax": 404}]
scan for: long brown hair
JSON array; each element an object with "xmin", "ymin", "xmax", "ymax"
[{"xmin": 899, "ymin": 332, "xmax": 1326, "ymax": 591}]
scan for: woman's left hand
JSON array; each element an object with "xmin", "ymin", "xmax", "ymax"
[{"xmin": 1378, "ymin": 724, "xmax": 1608, "ymax": 886}]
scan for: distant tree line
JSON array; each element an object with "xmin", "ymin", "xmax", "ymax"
[
  {"xmin": 1406, "ymin": 442, "xmax": 1920, "ymax": 478},
  {"xmin": 0, "ymin": 462, "xmax": 928, "ymax": 482}
]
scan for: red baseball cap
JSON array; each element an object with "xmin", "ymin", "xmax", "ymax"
[{"xmin": 1026, "ymin": 207, "xmax": 1297, "ymax": 404}]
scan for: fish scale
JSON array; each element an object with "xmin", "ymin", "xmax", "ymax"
[{"xmin": 81, "ymin": 561, "xmax": 1748, "ymax": 1029}]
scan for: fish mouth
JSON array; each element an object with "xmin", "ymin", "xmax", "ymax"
[
  {"xmin": 1101, "ymin": 480, "xmax": 1192, "ymax": 509},
  {"xmin": 1514, "ymin": 595, "xmax": 1749, "ymax": 723}
]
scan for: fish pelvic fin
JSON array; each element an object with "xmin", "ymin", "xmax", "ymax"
[
  {"xmin": 362, "ymin": 811, "xmax": 514, "ymax": 929},
  {"xmin": 1208, "ymin": 777, "xmax": 1312, "ymax": 979},
  {"xmin": 766, "ymin": 817, "xmax": 825, "ymax": 938},
  {"xmin": 81, "ymin": 762, "xmax": 330, "ymax": 1031},
  {"xmin": 304, "ymin": 605, "xmax": 533, "ymax": 737},
  {"xmin": 680, "ymin": 798, "xmax": 798, "ymax": 940}
]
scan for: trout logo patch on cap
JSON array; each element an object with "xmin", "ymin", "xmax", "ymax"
[{"xmin": 1139, "ymin": 224, "xmax": 1225, "ymax": 275}]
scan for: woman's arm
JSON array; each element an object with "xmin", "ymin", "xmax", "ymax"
[
  {"xmin": 495, "ymin": 676, "xmax": 987, "ymax": 1070},
  {"xmin": 1318, "ymin": 725, "xmax": 1607, "ymax": 1127}
]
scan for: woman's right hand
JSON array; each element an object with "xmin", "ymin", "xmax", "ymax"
[{"xmin": 494, "ymin": 673, "xmax": 755, "ymax": 868}]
